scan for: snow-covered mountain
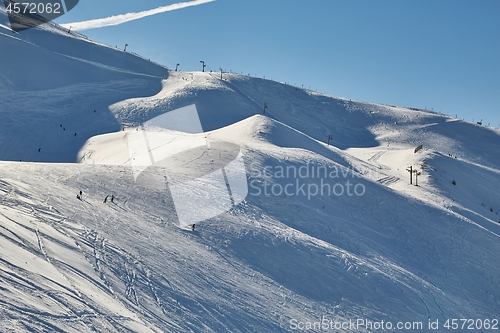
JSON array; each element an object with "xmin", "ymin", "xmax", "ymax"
[{"xmin": 1, "ymin": 15, "xmax": 499, "ymax": 333}]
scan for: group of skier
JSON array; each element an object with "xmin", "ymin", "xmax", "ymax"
[
  {"xmin": 76, "ymin": 191, "xmax": 115, "ymax": 204},
  {"xmin": 76, "ymin": 191, "xmax": 197, "ymax": 231},
  {"xmin": 39, "ymin": 123, "xmax": 79, "ymax": 153}
]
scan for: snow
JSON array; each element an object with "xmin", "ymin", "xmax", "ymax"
[{"xmin": 1, "ymin": 14, "xmax": 500, "ymax": 332}]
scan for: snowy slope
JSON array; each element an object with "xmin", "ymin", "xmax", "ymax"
[
  {"xmin": 2, "ymin": 117, "xmax": 500, "ymax": 331},
  {"xmin": 0, "ymin": 7, "xmax": 168, "ymax": 162},
  {"xmin": 1, "ymin": 15, "xmax": 500, "ymax": 333}
]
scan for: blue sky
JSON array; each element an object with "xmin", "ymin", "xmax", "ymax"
[{"xmin": 53, "ymin": 0, "xmax": 499, "ymax": 127}]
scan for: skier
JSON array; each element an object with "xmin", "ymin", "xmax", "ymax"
[
  {"xmin": 76, "ymin": 194, "xmax": 80, "ymax": 200},
  {"xmin": 111, "ymin": 195, "xmax": 114, "ymax": 203},
  {"xmin": 79, "ymin": 190, "xmax": 83, "ymax": 197},
  {"xmin": 191, "ymin": 224, "xmax": 195, "ymax": 231},
  {"xmin": 103, "ymin": 195, "xmax": 109, "ymax": 203}
]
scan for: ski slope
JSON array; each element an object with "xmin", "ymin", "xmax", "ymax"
[{"xmin": 1, "ymin": 13, "xmax": 500, "ymax": 332}]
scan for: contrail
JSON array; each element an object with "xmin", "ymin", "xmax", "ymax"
[{"xmin": 61, "ymin": 0, "xmax": 215, "ymax": 31}]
